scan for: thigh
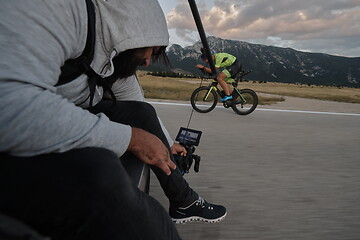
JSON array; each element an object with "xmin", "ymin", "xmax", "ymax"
[
  {"xmin": 0, "ymin": 148, "xmax": 141, "ymax": 239},
  {"xmin": 92, "ymin": 100, "xmax": 166, "ymax": 141}
]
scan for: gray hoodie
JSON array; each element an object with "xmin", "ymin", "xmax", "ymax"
[{"xmin": 0, "ymin": 0, "xmax": 172, "ymax": 157}]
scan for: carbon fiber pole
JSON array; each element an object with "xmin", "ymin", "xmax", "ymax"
[{"xmin": 187, "ymin": 0, "xmax": 217, "ymax": 76}]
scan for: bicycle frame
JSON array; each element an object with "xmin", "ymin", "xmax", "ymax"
[
  {"xmin": 191, "ymin": 70, "xmax": 258, "ymax": 115},
  {"xmin": 203, "ymin": 80, "xmax": 248, "ymax": 104},
  {"xmin": 203, "ymin": 81, "xmax": 219, "ymax": 101}
]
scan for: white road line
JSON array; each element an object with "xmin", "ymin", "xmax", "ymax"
[
  {"xmin": 148, "ymin": 101, "xmax": 360, "ymax": 117},
  {"xmin": 255, "ymin": 108, "xmax": 360, "ymax": 116}
]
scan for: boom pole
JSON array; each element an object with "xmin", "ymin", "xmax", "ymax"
[{"xmin": 187, "ymin": 0, "xmax": 217, "ymax": 76}]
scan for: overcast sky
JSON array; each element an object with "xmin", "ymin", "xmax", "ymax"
[{"xmin": 158, "ymin": 0, "xmax": 360, "ymax": 57}]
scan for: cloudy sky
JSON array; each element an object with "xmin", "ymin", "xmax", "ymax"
[{"xmin": 158, "ymin": 0, "xmax": 360, "ymax": 57}]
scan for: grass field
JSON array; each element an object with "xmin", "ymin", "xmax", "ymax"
[{"xmin": 137, "ymin": 71, "xmax": 360, "ymax": 105}]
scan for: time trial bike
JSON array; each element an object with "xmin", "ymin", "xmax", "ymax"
[{"xmin": 190, "ymin": 69, "xmax": 258, "ymax": 115}]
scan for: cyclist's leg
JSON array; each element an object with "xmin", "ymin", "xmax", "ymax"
[
  {"xmin": 223, "ymin": 60, "xmax": 242, "ymax": 97},
  {"xmin": 0, "ymin": 148, "xmax": 181, "ymax": 240},
  {"xmin": 90, "ymin": 100, "xmax": 198, "ymax": 208},
  {"xmin": 216, "ymin": 72, "xmax": 231, "ymax": 96},
  {"xmin": 225, "ymin": 77, "xmax": 235, "ymax": 84},
  {"xmin": 227, "ymin": 59, "xmax": 242, "ymax": 79}
]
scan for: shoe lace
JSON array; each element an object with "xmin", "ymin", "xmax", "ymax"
[{"xmin": 195, "ymin": 197, "xmax": 206, "ymax": 208}]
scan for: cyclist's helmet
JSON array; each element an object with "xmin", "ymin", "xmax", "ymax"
[{"xmin": 199, "ymin": 47, "xmax": 213, "ymax": 61}]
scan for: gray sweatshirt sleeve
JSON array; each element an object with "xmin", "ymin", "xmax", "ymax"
[
  {"xmin": 0, "ymin": 80, "xmax": 132, "ymax": 157},
  {"xmin": 0, "ymin": 1, "xmax": 132, "ymax": 157}
]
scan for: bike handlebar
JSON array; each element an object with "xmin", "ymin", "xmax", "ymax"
[{"xmin": 198, "ymin": 67, "xmax": 207, "ymax": 74}]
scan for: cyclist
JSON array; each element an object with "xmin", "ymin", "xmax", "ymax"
[{"xmin": 196, "ymin": 48, "xmax": 242, "ymax": 101}]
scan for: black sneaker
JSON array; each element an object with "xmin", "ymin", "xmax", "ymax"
[{"xmin": 169, "ymin": 197, "xmax": 227, "ymax": 224}]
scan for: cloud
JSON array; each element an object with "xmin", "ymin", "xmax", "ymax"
[{"xmin": 166, "ymin": 0, "xmax": 360, "ymax": 56}]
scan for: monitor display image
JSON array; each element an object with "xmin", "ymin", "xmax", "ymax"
[{"xmin": 175, "ymin": 127, "xmax": 202, "ymax": 146}]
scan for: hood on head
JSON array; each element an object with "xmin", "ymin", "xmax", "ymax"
[{"xmin": 95, "ymin": 0, "xmax": 169, "ymax": 54}]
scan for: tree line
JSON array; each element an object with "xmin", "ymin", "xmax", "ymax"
[{"xmin": 147, "ymin": 71, "xmax": 198, "ymax": 79}]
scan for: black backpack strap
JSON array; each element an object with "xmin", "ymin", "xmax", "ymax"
[
  {"xmin": 56, "ymin": 0, "xmax": 96, "ymax": 86},
  {"xmin": 57, "ymin": 0, "xmax": 117, "ymax": 109}
]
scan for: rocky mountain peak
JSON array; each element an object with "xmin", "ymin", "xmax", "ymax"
[{"xmin": 164, "ymin": 36, "xmax": 360, "ymax": 87}]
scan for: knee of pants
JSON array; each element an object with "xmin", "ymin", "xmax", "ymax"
[
  {"xmin": 125, "ymin": 102, "xmax": 160, "ymax": 130},
  {"xmin": 131, "ymin": 102, "xmax": 157, "ymax": 120}
]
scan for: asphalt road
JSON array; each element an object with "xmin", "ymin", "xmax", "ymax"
[{"xmin": 149, "ymin": 100, "xmax": 360, "ymax": 240}]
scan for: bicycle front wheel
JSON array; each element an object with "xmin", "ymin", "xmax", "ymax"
[
  {"xmin": 232, "ymin": 89, "xmax": 258, "ymax": 115},
  {"xmin": 190, "ymin": 86, "xmax": 218, "ymax": 113}
]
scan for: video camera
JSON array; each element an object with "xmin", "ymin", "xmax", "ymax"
[{"xmin": 173, "ymin": 127, "xmax": 202, "ymax": 175}]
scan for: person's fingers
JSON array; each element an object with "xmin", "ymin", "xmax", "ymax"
[
  {"xmin": 170, "ymin": 143, "xmax": 187, "ymax": 156},
  {"xmin": 181, "ymin": 148, "xmax": 187, "ymax": 156},
  {"xmin": 158, "ymin": 162, "xmax": 171, "ymax": 176},
  {"xmin": 128, "ymin": 128, "xmax": 178, "ymax": 175},
  {"xmin": 156, "ymin": 157, "xmax": 175, "ymax": 176},
  {"xmin": 167, "ymin": 158, "xmax": 177, "ymax": 170},
  {"xmin": 165, "ymin": 150, "xmax": 177, "ymax": 170}
]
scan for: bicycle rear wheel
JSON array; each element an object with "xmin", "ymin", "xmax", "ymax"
[
  {"xmin": 190, "ymin": 86, "xmax": 218, "ymax": 113},
  {"xmin": 232, "ymin": 89, "xmax": 258, "ymax": 115}
]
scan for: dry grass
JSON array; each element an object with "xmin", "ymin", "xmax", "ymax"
[
  {"xmin": 138, "ymin": 74, "xmax": 193, "ymax": 101},
  {"xmin": 137, "ymin": 71, "xmax": 360, "ymax": 104},
  {"xmin": 237, "ymin": 81, "xmax": 360, "ymax": 103}
]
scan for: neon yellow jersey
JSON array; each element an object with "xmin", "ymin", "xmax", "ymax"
[{"xmin": 214, "ymin": 53, "xmax": 236, "ymax": 68}]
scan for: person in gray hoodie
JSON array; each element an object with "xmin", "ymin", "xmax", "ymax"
[{"xmin": 0, "ymin": 0, "xmax": 227, "ymax": 239}]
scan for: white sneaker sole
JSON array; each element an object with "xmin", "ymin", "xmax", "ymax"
[{"xmin": 172, "ymin": 212, "xmax": 227, "ymax": 224}]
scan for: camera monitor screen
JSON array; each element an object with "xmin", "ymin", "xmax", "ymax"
[{"xmin": 175, "ymin": 127, "xmax": 202, "ymax": 146}]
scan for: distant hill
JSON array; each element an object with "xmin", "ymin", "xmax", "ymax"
[{"xmin": 147, "ymin": 36, "xmax": 360, "ymax": 88}]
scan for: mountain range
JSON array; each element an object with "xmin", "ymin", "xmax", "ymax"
[{"xmin": 149, "ymin": 36, "xmax": 360, "ymax": 88}]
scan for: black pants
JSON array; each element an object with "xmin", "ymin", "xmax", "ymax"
[{"xmin": 0, "ymin": 100, "xmax": 197, "ymax": 240}]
